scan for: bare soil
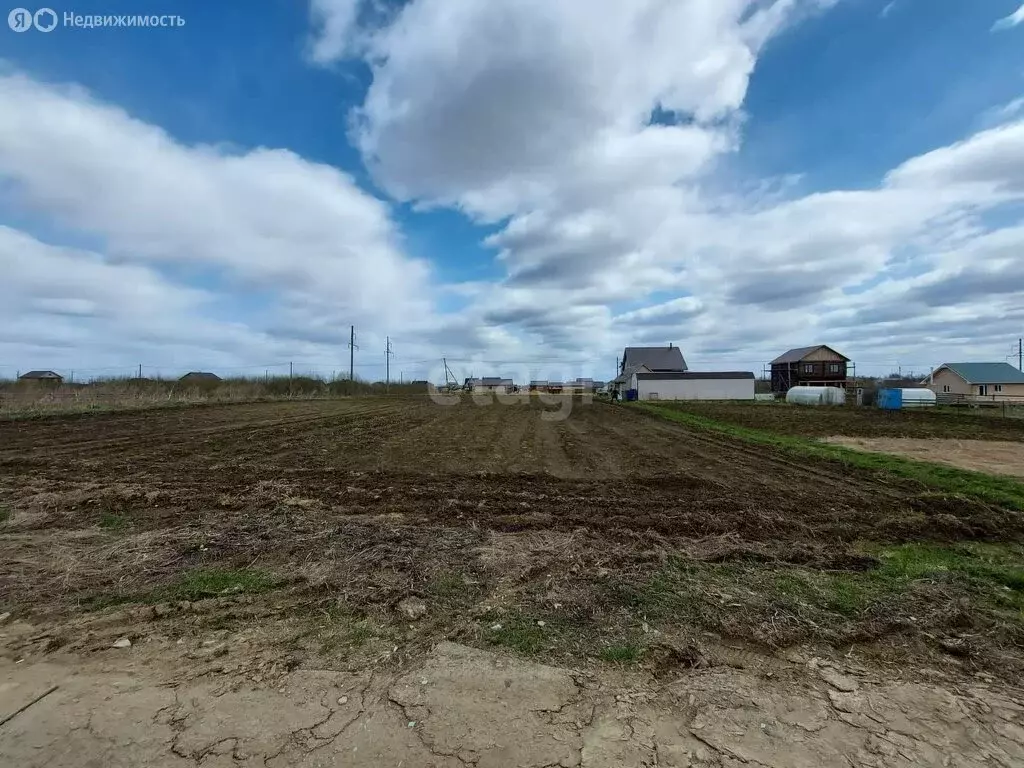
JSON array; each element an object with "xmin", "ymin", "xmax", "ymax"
[
  {"xmin": 824, "ymin": 436, "xmax": 1024, "ymax": 479},
  {"xmin": 660, "ymin": 401, "xmax": 1024, "ymax": 441},
  {"xmin": 3, "ymin": 639, "xmax": 1022, "ymax": 768},
  {"xmin": 1, "ymin": 397, "xmax": 1023, "ymax": 679}
]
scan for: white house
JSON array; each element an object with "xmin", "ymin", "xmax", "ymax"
[{"xmin": 629, "ymin": 371, "xmax": 755, "ymax": 401}]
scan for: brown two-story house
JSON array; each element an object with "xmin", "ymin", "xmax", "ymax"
[{"xmin": 770, "ymin": 345, "xmax": 850, "ymax": 393}]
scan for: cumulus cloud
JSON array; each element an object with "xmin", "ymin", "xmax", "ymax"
[
  {"xmin": 0, "ymin": 72, "xmax": 477, "ymax": 379},
  {"xmin": 0, "ymin": 73, "xmax": 429, "ymax": 328},
  {"xmin": 308, "ymin": 0, "xmax": 1024, "ymax": 372},
  {"xmin": 339, "ymin": 0, "xmax": 834, "ymax": 215},
  {"xmin": 5, "ymin": 0, "xmax": 1024, "ymax": 381}
]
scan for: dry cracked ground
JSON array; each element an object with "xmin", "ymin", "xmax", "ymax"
[
  {"xmin": 2, "ymin": 638, "xmax": 1024, "ymax": 767},
  {"xmin": 3, "ymin": 398, "xmax": 1024, "ymax": 765}
]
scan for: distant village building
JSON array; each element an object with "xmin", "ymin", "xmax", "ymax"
[
  {"xmin": 17, "ymin": 370, "xmax": 63, "ymax": 384},
  {"xmin": 465, "ymin": 377, "xmax": 513, "ymax": 394},
  {"xmin": 178, "ymin": 371, "xmax": 221, "ymax": 384}
]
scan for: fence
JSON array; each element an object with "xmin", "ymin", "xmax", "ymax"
[{"xmin": 935, "ymin": 392, "xmax": 1024, "ymax": 419}]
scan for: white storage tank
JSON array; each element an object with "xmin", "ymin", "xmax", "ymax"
[
  {"xmin": 898, "ymin": 388, "xmax": 936, "ymax": 408},
  {"xmin": 786, "ymin": 386, "xmax": 846, "ymax": 406}
]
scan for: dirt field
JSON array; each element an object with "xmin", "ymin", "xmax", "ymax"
[
  {"xmin": 2, "ymin": 397, "xmax": 1024, "ymax": 682},
  {"xmin": 824, "ymin": 436, "xmax": 1024, "ymax": 479},
  {"xmin": 660, "ymin": 401, "xmax": 1024, "ymax": 441}
]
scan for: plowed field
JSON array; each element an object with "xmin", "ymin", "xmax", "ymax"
[{"xmin": 2, "ymin": 397, "xmax": 1023, "ymax": 675}]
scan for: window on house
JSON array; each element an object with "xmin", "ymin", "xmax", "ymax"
[
  {"xmin": 942, "ymin": 385, "xmax": 950, "ymax": 393},
  {"xmin": 802, "ymin": 364, "xmax": 814, "ymax": 374},
  {"xmin": 996, "ymin": 384, "xmax": 1003, "ymax": 392},
  {"xmin": 828, "ymin": 363, "xmax": 841, "ymax": 373}
]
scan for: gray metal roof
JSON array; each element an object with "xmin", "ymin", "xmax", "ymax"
[
  {"xmin": 621, "ymin": 346, "xmax": 687, "ymax": 371},
  {"xmin": 611, "ymin": 363, "xmax": 651, "ymax": 386},
  {"xmin": 19, "ymin": 370, "xmax": 61, "ymax": 379},
  {"xmin": 938, "ymin": 362, "xmax": 1024, "ymax": 385},
  {"xmin": 635, "ymin": 371, "xmax": 754, "ymax": 380},
  {"xmin": 770, "ymin": 345, "xmax": 849, "ymax": 364},
  {"xmin": 179, "ymin": 371, "xmax": 221, "ymax": 381}
]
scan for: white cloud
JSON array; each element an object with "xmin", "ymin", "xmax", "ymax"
[
  {"xmin": 0, "ymin": 72, "xmax": 478, "ymax": 379},
  {"xmin": 992, "ymin": 3, "xmax": 1024, "ymax": 31},
  {"xmin": 0, "ymin": 74, "xmax": 429, "ymax": 326},
  {"xmin": 308, "ymin": 0, "xmax": 367, "ymax": 63},
  {"xmin": 5, "ymin": 0, "xmax": 1024, "ymax": 382},
  {"xmin": 305, "ymin": 0, "xmax": 1024, "ymax": 373},
  {"xmin": 342, "ymin": 0, "xmax": 830, "ymax": 216}
]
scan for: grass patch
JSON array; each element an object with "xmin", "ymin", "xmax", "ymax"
[
  {"xmin": 606, "ymin": 543, "xmax": 1024, "ymax": 649},
  {"xmin": 427, "ymin": 571, "xmax": 468, "ymax": 599},
  {"xmin": 98, "ymin": 511, "xmax": 130, "ymax": 530},
  {"xmin": 83, "ymin": 567, "xmax": 281, "ymax": 610},
  {"xmin": 873, "ymin": 542, "xmax": 1024, "ymax": 613},
  {"xmin": 0, "ymin": 505, "xmax": 10, "ymax": 523},
  {"xmin": 318, "ymin": 620, "xmax": 376, "ymax": 656},
  {"xmin": 599, "ymin": 644, "xmax": 642, "ymax": 663},
  {"xmin": 484, "ymin": 618, "xmax": 548, "ymax": 654},
  {"xmin": 637, "ymin": 404, "xmax": 1024, "ymax": 510},
  {"xmin": 163, "ymin": 568, "xmax": 280, "ymax": 600}
]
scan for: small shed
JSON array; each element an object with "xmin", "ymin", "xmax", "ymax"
[
  {"xmin": 178, "ymin": 371, "xmax": 221, "ymax": 384},
  {"xmin": 18, "ymin": 370, "xmax": 63, "ymax": 384}
]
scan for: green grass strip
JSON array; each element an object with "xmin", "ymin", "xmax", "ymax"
[{"xmin": 636, "ymin": 403, "xmax": 1024, "ymax": 510}]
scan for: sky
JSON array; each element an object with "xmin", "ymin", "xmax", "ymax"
[{"xmin": 2, "ymin": 0, "xmax": 1024, "ymax": 384}]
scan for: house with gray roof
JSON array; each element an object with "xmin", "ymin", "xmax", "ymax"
[
  {"xmin": 466, "ymin": 377, "xmax": 514, "ymax": 393},
  {"xmin": 17, "ymin": 370, "xmax": 63, "ymax": 384},
  {"xmin": 927, "ymin": 362, "xmax": 1024, "ymax": 400}
]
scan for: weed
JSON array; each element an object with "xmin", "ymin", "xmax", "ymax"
[
  {"xmin": 599, "ymin": 644, "xmax": 642, "ymax": 663},
  {"xmin": 638, "ymin": 404, "xmax": 1024, "ymax": 510}
]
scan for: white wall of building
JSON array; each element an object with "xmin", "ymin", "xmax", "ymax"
[{"xmin": 630, "ymin": 375, "xmax": 754, "ymax": 401}]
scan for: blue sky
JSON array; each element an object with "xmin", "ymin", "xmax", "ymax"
[{"xmin": 2, "ymin": 0, "xmax": 1024, "ymax": 382}]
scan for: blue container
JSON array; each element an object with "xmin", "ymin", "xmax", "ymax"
[
  {"xmin": 625, "ymin": 389, "xmax": 638, "ymax": 402},
  {"xmin": 877, "ymin": 388, "xmax": 903, "ymax": 410}
]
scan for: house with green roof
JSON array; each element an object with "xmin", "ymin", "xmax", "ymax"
[{"xmin": 927, "ymin": 362, "xmax": 1024, "ymax": 400}]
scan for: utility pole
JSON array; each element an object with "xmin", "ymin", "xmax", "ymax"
[
  {"xmin": 385, "ymin": 337, "xmax": 394, "ymax": 387},
  {"xmin": 289, "ymin": 361, "xmax": 293, "ymax": 397},
  {"xmin": 348, "ymin": 326, "xmax": 357, "ymax": 381},
  {"xmin": 1019, "ymin": 338, "xmax": 1022, "ymax": 372},
  {"xmin": 138, "ymin": 363, "xmax": 142, "ymax": 379}
]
